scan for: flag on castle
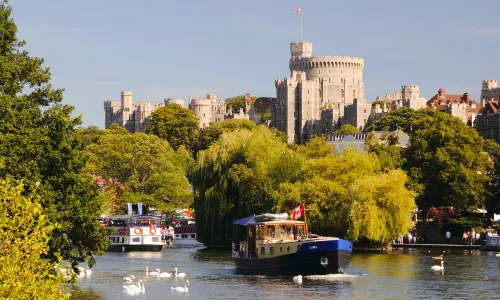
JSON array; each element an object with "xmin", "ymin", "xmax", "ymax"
[
  {"xmin": 291, "ymin": 203, "xmax": 305, "ymax": 220},
  {"xmin": 295, "ymin": 7, "xmax": 302, "ymax": 13}
]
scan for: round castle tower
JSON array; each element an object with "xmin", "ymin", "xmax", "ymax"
[
  {"xmin": 188, "ymin": 97, "xmax": 213, "ymax": 129},
  {"xmin": 288, "ymin": 42, "xmax": 364, "ymax": 104}
]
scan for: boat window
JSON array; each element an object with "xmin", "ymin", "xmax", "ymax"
[
  {"xmin": 295, "ymin": 225, "xmax": 305, "ymax": 240},
  {"xmin": 287, "ymin": 246, "xmax": 290, "ymax": 252},
  {"xmin": 260, "ymin": 247, "xmax": 265, "ymax": 256},
  {"xmin": 270, "ymin": 247, "xmax": 275, "ymax": 255},
  {"xmin": 132, "ymin": 237, "xmax": 140, "ymax": 243},
  {"xmin": 248, "ymin": 226, "xmax": 254, "ymax": 239},
  {"xmin": 278, "ymin": 225, "xmax": 294, "ymax": 239},
  {"xmin": 121, "ymin": 237, "xmax": 124, "ymax": 243},
  {"xmin": 266, "ymin": 225, "xmax": 275, "ymax": 239},
  {"xmin": 280, "ymin": 247, "xmax": 282, "ymax": 253},
  {"xmin": 256, "ymin": 225, "xmax": 265, "ymax": 240}
]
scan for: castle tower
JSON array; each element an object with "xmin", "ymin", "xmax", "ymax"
[{"xmin": 121, "ymin": 91, "xmax": 133, "ymax": 110}]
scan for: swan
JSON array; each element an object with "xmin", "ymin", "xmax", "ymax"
[
  {"xmin": 175, "ymin": 267, "xmax": 186, "ymax": 278},
  {"xmin": 293, "ymin": 275, "xmax": 302, "ymax": 284},
  {"xmin": 85, "ymin": 267, "xmax": 92, "ymax": 276},
  {"xmin": 496, "ymin": 252, "xmax": 500, "ymax": 257},
  {"xmin": 123, "ymin": 275, "xmax": 135, "ymax": 282},
  {"xmin": 77, "ymin": 267, "xmax": 86, "ymax": 278},
  {"xmin": 431, "ymin": 260, "xmax": 444, "ymax": 271},
  {"xmin": 159, "ymin": 271, "xmax": 172, "ymax": 278},
  {"xmin": 123, "ymin": 279, "xmax": 145, "ymax": 294},
  {"xmin": 149, "ymin": 268, "xmax": 160, "ymax": 277},
  {"xmin": 432, "ymin": 254, "xmax": 443, "ymax": 260},
  {"xmin": 171, "ymin": 280, "xmax": 189, "ymax": 293}
]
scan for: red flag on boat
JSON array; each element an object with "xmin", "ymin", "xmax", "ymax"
[{"xmin": 291, "ymin": 203, "xmax": 305, "ymax": 220}]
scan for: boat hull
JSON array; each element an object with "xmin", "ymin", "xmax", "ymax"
[
  {"xmin": 107, "ymin": 244, "xmax": 164, "ymax": 252},
  {"xmin": 233, "ymin": 239, "xmax": 352, "ymax": 276}
]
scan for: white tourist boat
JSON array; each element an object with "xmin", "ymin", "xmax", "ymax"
[
  {"xmin": 171, "ymin": 217, "xmax": 203, "ymax": 247},
  {"xmin": 101, "ymin": 215, "xmax": 164, "ymax": 252}
]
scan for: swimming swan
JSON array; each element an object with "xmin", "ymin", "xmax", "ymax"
[
  {"xmin": 293, "ymin": 275, "xmax": 303, "ymax": 284},
  {"xmin": 431, "ymin": 260, "xmax": 444, "ymax": 271},
  {"xmin": 432, "ymin": 254, "xmax": 443, "ymax": 261},
  {"xmin": 175, "ymin": 267, "xmax": 186, "ymax": 278},
  {"xmin": 123, "ymin": 275, "xmax": 135, "ymax": 282},
  {"xmin": 123, "ymin": 279, "xmax": 145, "ymax": 294},
  {"xmin": 171, "ymin": 280, "xmax": 189, "ymax": 293},
  {"xmin": 159, "ymin": 271, "xmax": 172, "ymax": 278}
]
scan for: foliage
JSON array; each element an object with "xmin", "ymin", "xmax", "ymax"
[
  {"xmin": 84, "ymin": 133, "xmax": 192, "ymax": 213},
  {"xmin": 272, "ymin": 128, "xmax": 288, "ymax": 143},
  {"xmin": 261, "ymin": 109, "xmax": 271, "ymax": 121},
  {"xmin": 371, "ymin": 100, "xmax": 390, "ymax": 109},
  {"xmin": 0, "ymin": 178, "xmax": 68, "ymax": 299},
  {"xmin": 333, "ymin": 124, "xmax": 361, "ymax": 135},
  {"xmin": 277, "ymin": 149, "xmax": 416, "ymax": 245},
  {"xmin": 365, "ymin": 132, "xmax": 404, "ymax": 171},
  {"xmin": 201, "ymin": 119, "xmax": 257, "ymax": 150},
  {"xmin": 226, "ymin": 95, "xmax": 246, "ymax": 113},
  {"xmin": 0, "ymin": 1, "xmax": 110, "ymax": 269},
  {"xmin": 405, "ymin": 110, "xmax": 491, "ymax": 210},
  {"xmin": 297, "ymin": 135, "xmax": 334, "ymax": 159},
  {"xmin": 193, "ymin": 127, "xmax": 301, "ymax": 246},
  {"xmin": 427, "ymin": 206, "xmax": 462, "ymax": 227},
  {"xmin": 366, "ymin": 107, "xmax": 422, "ymax": 132},
  {"xmin": 147, "ymin": 103, "xmax": 199, "ymax": 151},
  {"xmin": 483, "ymin": 140, "xmax": 500, "ymax": 213}
]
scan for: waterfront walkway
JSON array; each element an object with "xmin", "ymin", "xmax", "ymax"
[{"xmin": 392, "ymin": 243, "xmax": 482, "ymax": 250}]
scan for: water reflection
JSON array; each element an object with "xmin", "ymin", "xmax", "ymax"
[{"xmin": 72, "ymin": 248, "xmax": 500, "ymax": 299}]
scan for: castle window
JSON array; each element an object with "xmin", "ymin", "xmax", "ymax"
[
  {"xmin": 353, "ymin": 78, "xmax": 355, "ymax": 84},
  {"xmin": 329, "ymin": 77, "xmax": 331, "ymax": 83},
  {"xmin": 353, "ymin": 90, "xmax": 356, "ymax": 99},
  {"xmin": 204, "ymin": 113, "xmax": 206, "ymax": 117},
  {"xmin": 308, "ymin": 90, "xmax": 309, "ymax": 95},
  {"xmin": 341, "ymin": 89, "xmax": 345, "ymax": 98},
  {"xmin": 198, "ymin": 107, "xmax": 200, "ymax": 111},
  {"xmin": 319, "ymin": 70, "xmax": 321, "ymax": 74},
  {"xmin": 364, "ymin": 109, "xmax": 367, "ymax": 113}
]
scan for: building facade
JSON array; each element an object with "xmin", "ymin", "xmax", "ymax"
[
  {"xmin": 475, "ymin": 99, "xmax": 500, "ymax": 143},
  {"xmin": 188, "ymin": 94, "xmax": 229, "ymax": 129},
  {"xmin": 481, "ymin": 80, "xmax": 500, "ymax": 102},
  {"xmin": 426, "ymin": 88, "xmax": 482, "ymax": 125},
  {"xmin": 273, "ymin": 41, "xmax": 365, "ymax": 144}
]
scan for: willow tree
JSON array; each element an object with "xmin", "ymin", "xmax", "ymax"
[
  {"xmin": 84, "ymin": 133, "xmax": 192, "ymax": 213},
  {"xmin": 277, "ymin": 149, "xmax": 416, "ymax": 246},
  {"xmin": 193, "ymin": 126, "xmax": 303, "ymax": 246}
]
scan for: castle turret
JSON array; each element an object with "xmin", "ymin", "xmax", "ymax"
[{"xmin": 121, "ymin": 91, "xmax": 133, "ymax": 110}]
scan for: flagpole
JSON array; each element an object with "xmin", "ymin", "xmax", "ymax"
[
  {"xmin": 300, "ymin": 7, "xmax": 303, "ymax": 42},
  {"xmin": 302, "ymin": 200, "xmax": 308, "ymax": 238}
]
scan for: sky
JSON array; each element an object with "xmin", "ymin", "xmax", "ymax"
[{"xmin": 10, "ymin": 0, "xmax": 500, "ymax": 128}]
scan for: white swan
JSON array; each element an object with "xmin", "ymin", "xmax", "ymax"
[
  {"xmin": 77, "ymin": 267, "xmax": 86, "ymax": 278},
  {"xmin": 171, "ymin": 280, "xmax": 189, "ymax": 293},
  {"xmin": 123, "ymin": 279, "xmax": 145, "ymax": 294},
  {"xmin": 123, "ymin": 275, "xmax": 135, "ymax": 282},
  {"xmin": 175, "ymin": 267, "xmax": 186, "ymax": 278},
  {"xmin": 149, "ymin": 268, "xmax": 160, "ymax": 277},
  {"xmin": 431, "ymin": 260, "xmax": 444, "ymax": 271},
  {"xmin": 85, "ymin": 267, "xmax": 92, "ymax": 276},
  {"xmin": 293, "ymin": 275, "xmax": 303, "ymax": 284},
  {"xmin": 495, "ymin": 252, "xmax": 500, "ymax": 257},
  {"xmin": 159, "ymin": 271, "xmax": 172, "ymax": 278}
]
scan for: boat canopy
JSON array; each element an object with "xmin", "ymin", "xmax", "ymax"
[
  {"xmin": 233, "ymin": 216, "xmax": 256, "ymax": 226},
  {"xmin": 234, "ymin": 213, "xmax": 289, "ymax": 226}
]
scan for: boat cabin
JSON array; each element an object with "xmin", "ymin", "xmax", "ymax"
[{"xmin": 233, "ymin": 219, "xmax": 308, "ymax": 259}]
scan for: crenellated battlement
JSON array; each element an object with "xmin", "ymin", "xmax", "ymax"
[
  {"xmin": 289, "ymin": 56, "xmax": 364, "ymax": 71},
  {"xmin": 482, "ymin": 79, "xmax": 498, "ymax": 90}
]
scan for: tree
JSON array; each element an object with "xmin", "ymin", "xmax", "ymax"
[
  {"xmin": 147, "ymin": 103, "xmax": 199, "ymax": 151},
  {"xmin": 193, "ymin": 127, "xmax": 302, "ymax": 246},
  {"xmin": 226, "ymin": 95, "xmax": 246, "ymax": 113},
  {"xmin": 333, "ymin": 124, "xmax": 361, "ymax": 135},
  {"xmin": 0, "ymin": 1, "xmax": 110, "ymax": 269},
  {"xmin": 366, "ymin": 107, "xmax": 428, "ymax": 133},
  {"xmin": 201, "ymin": 119, "xmax": 256, "ymax": 149},
  {"xmin": 365, "ymin": 132, "xmax": 405, "ymax": 171},
  {"xmin": 405, "ymin": 110, "xmax": 491, "ymax": 210},
  {"xmin": 484, "ymin": 140, "xmax": 500, "ymax": 213},
  {"xmin": 0, "ymin": 178, "xmax": 67, "ymax": 299},
  {"xmin": 84, "ymin": 133, "xmax": 192, "ymax": 213}
]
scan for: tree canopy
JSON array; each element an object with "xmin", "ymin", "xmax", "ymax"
[
  {"xmin": 405, "ymin": 110, "xmax": 491, "ymax": 210},
  {"xmin": 0, "ymin": 1, "xmax": 110, "ymax": 269},
  {"xmin": 84, "ymin": 133, "xmax": 192, "ymax": 213},
  {"xmin": 147, "ymin": 103, "xmax": 199, "ymax": 151},
  {"xmin": 366, "ymin": 107, "xmax": 424, "ymax": 132},
  {"xmin": 200, "ymin": 119, "xmax": 257, "ymax": 150},
  {"xmin": 334, "ymin": 124, "xmax": 361, "ymax": 135},
  {"xmin": 226, "ymin": 95, "xmax": 246, "ymax": 113},
  {"xmin": 0, "ymin": 178, "xmax": 67, "ymax": 299}
]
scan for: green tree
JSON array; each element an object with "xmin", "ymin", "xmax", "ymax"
[
  {"xmin": 0, "ymin": 178, "xmax": 67, "ymax": 299},
  {"xmin": 365, "ymin": 132, "xmax": 404, "ymax": 171},
  {"xmin": 226, "ymin": 95, "xmax": 246, "ymax": 113},
  {"xmin": 85, "ymin": 133, "xmax": 192, "ymax": 213},
  {"xmin": 201, "ymin": 119, "xmax": 256, "ymax": 149},
  {"xmin": 147, "ymin": 103, "xmax": 199, "ymax": 151},
  {"xmin": 333, "ymin": 124, "xmax": 361, "ymax": 135},
  {"xmin": 0, "ymin": 1, "xmax": 110, "ymax": 269},
  {"xmin": 193, "ymin": 127, "xmax": 302, "ymax": 246},
  {"xmin": 484, "ymin": 140, "xmax": 500, "ymax": 213},
  {"xmin": 366, "ymin": 107, "xmax": 430, "ymax": 133},
  {"xmin": 405, "ymin": 110, "xmax": 491, "ymax": 210}
]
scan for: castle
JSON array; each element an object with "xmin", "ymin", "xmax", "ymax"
[
  {"xmin": 104, "ymin": 92, "xmax": 251, "ymax": 132},
  {"xmin": 271, "ymin": 41, "xmax": 429, "ymax": 144}
]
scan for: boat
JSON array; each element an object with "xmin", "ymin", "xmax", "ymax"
[
  {"xmin": 100, "ymin": 215, "xmax": 165, "ymax": 252},
  {"xmin": 170, "ymin": 217, "xmax": 204, "ymax": 248},
  {"xmin": 231, "ymin": 211, "xmax": 353, "ymax": 276}
]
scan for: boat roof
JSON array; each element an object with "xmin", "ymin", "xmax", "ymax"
[{"xmin": 249, "ymin": 220, "xmax": 305, "ymax": 225}]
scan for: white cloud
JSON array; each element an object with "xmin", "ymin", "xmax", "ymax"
[{"xmin": 457, "ymin": 26, "xmax": 500, "ymax": 39}]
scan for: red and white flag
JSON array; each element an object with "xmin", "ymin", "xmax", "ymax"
[
  {"xmin": 291, "ymin": 203, "xmax": 305, "ymax": 220},
  {"xmin": 295, "ymin": 7, "xmax": 302, "ymax": 13}
]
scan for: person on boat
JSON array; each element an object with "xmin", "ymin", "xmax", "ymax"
[{"xmin": 167, "ymin": 225, "xmax": 175, "ymax": 243}]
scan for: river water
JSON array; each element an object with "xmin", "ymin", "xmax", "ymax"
[{"xmin": 72, "ymin": 247, "xmax": 500, "ymax": 299}]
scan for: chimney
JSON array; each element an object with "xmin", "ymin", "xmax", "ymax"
[
  {"xmin": 462, "ymin": 92, "xmax": 470, "ymax": 103},
  {"xmin": 438, "ymin": 88, "xmax": 445, "ymax": 96},
  {"xmin": 482, "ymin": 98, "xmax": 486, "ymax": 107}
]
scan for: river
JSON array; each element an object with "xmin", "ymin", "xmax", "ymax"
[{"xmin": 71, "ymin": 247, "xmax": 500, "ymax": 299}]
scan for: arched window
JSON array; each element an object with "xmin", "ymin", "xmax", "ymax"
[
  {"xmin": 353, "ymin": 90, "xmax": 356, "ymax": 99},
  {"xmin": 329, "ymin": 77, "xmax": 331, "ymax": 83},
  {"xmin": 340, "ymin": 89, "xmax": 345, "ymax": 98}
]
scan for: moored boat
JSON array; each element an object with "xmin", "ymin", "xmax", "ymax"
[
  {"xmin": 231, "ymin": 210, "xmax": 353, "ymax": 276},
  {"xmin": 100, "ymin": 215, "xmax": 164, "ymax": 252}
]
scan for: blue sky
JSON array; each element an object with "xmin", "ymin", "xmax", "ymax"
[{"xmin": 11, "ymin": 0, "xmax": 500, "ymax": 128}]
